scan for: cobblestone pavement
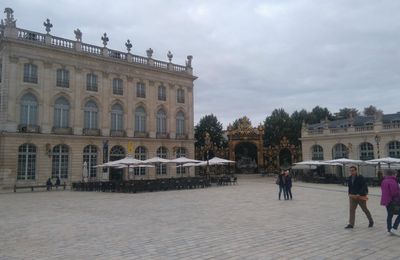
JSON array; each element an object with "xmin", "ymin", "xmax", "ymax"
[{"xmin": 1, "ymin": 176, "xmax": 400, "ymax": 260}]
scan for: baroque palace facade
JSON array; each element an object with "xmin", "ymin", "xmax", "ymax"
[
  {"xmin": 300, "ymin": 113, "xmax": 400, "ymax": 176},
  {"xmin": 0, "ymin": 8, "xmax": 197, "ymax": 190}
]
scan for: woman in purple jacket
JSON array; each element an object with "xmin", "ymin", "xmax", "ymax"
[{"xmin": 381, "ymin": 169, "xmax": 400, "ymax": 235}]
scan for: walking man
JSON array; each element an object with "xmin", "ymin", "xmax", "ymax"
[{"xmin": 345, "ymin": 166, "xmax": 374, "ymax": 229}]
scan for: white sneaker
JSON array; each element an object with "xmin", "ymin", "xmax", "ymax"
[{"xmin": 391, "ymin": 229, "xmax": 400, "ymax": 236}]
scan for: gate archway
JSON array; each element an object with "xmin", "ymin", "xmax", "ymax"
[{"xmin": 234, "ymin": 142, "xmax": 258, "ymax": 173}]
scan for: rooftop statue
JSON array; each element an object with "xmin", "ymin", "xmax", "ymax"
[
  {"xmin": 167, "ymin": 51, "xmax": 173, "ymax": 62},
  {"xmin": 4, "ymin": 7, "xmax": 16, "ymax": 28},
  {"xmin": 43, "ymin": 18, "xmax": 52, "ymax": 34},
  {"xmin": 146, "ymin": 48, "xmax": 153, "ymax": 58},
  {"xmin": 101, "ymin": 32, "xmax": 109, "ymax": 47},
  {"xmin": 74, "ymin": 28, "xmax": 82, "ymax": 42},
  {"xmin": 125, "ymin": 39, "xmax": 132, "ymax": 53}
]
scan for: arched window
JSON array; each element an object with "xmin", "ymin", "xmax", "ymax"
[
  {"xmin": 156, "ymin": 146, "xmax": 168, "ymax": 175},
  {"xmin": 134, "ymin": 146, "xmax": 147, "ymax": 176},
  {"xmin": 156, "ymin": 109, "xmax": 167, "ymax": 134},
  {"xmin": 176, "ymin": 111, "xmax": 185, "ymax": 136},
  {"xmin": 54, "ymin": 97, "xmax": 70, "ymax": 128},
  {"xmin": 84, "ymin": 100, "xmax": 98, "ymax": 129},
  {"xmin": 332, "ymin": 143, "xmax": 348, "ymax": 159},
  {"xmin": 20, "ymin": 93, "xmax": 38, "ymax": 125},
  {"xmin": 176, "ymin": 147, "xmax": 186, "ymax": 175},
  {"xmin": 311, "ymin": 145, "xmax": 324, "ymax": 160},
  {"xmin": 17, "ymin": 143, "xmax": 36, "ymax": 180},
  {"xmin": 83, "ymin": 145, "xmax": 98, "ymax": 178},
  {"xmin": 135, "ymin": 106, "xmax": 146, "ymax": 133},
  {"xmin": 52, "ymin": 144, "xmax": 69, "ymax": 179},
  {"xmin": 110, "ymin": 103, "xmax": 123, "ymax": 131},
  {"xmin": 359, "ymin": 142, "xmax": 374, "ymax": 160},
  {"xmin": 388, "ymin": 141, "xmax": 400, "ymax": 158},
  {"xmin": 110, "ymin": 145, "xmax": 125, "ymax": 160},
  {"xmin": 109, "ymin": 145, "xmax": 125, "ymax": 181}
]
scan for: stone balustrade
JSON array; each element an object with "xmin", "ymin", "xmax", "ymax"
[{"xmin": 2, "ymin": 26, "xmax": 191, "ymax": 75}]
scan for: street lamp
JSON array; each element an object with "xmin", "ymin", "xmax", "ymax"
[
  {"xmin": 204, "ymin": 132, "xmax": 211, "ymax": 173},
  {"xmin": 375, "ymin": 134, "xmax": 382, "ymax": 180}
]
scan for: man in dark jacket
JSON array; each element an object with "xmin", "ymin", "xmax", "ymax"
[{"xmin": 345, "ymin": 166, "xmax": 374, "ymax": 229}]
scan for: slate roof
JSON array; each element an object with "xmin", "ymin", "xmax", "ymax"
[{"xmin": 308, "ymin": 112, "xmax": 400, "ymax": 130}]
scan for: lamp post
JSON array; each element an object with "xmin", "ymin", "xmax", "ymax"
[
  {"xmin": 375, "ymin": 134, "xmax": 382, "ymax": 180},
  {"xmin": 204, "ymin": 132, "xmax": 213, "ymax": 178}
]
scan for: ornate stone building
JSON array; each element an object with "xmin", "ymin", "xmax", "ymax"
[
  {"xmin": 300, "ymin": 113, "xmax": 400, "ymax": 176},
  {"xmin": 0, "ymin": 8, "xmax": 197, "ymax": 190}
]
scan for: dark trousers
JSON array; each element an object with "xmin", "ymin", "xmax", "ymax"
[
  {"xmin": 279, "ymin": 185, "xmax": 288, "ymax": 200},
  {"xmin": 349, "ymin": 196, "xmax": 373, "ymax": 226},
  {"xmin": 386, "ymin": 205, "xmax": 400, "ymax": 232},
  {"xmin": 286, "ymin": 186, "xmax": 292, "ymax": 199}
]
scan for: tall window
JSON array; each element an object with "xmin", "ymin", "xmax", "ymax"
[
  {"xmin": 156, "ymin": 109, "xmax": 167, "ymax": 134},
  {"xmin": 56, "ymin": 69, "xmax": 69, "ymax": 88},
  {"xmin": 17, "ymin": 143, "xmax": 36, "ymax": 180},
  {"xmin": 177, "ymin": 88, "xmax": 185, "ymax": 103},
  {"xmin": 176, "ymin": 111, "xmax": 185, "ymax": 135},
  {"xmin": 54, "ymin": 97, "xmax": 70, "ymax": 128},
  {"xmin": 359, "ymin": 142, "xmax": 374, "ymax": 160},
  {"xmin": 134, "ymin": 146, "xmax": 147, "ymax": 176},
  {"xmin": 113, "ymin": 78, "xmax": 123, "ymax": 95},
  {"xmin": 20, "ymin": 93, "xmax": 38, "ymax": 125},
  {"xmin": 176, "ymin": 147, "xmax": 186, "ymax": 175},
  {"xmin": 111, "ymin": 103, "xmax": 123, "ymax": 131},
  {"xmin": 84, "ymin": 101, "xmax": 98, "ymax": 129},
  {"xmin": 332, "ymin": 143, "xmax": 348, "ymax": 159},
  {"xmin": 86, "ymin": 73, "xmax": 98, "ymax": 91},
  {"xmin": 23, "ymin": 63, "xmax": 38, "ymax": 83},
  {"xmin": 158, "ymin": 85, "xmax": 166, "ymax": 101},
  {"xmin": 388, "ymin": 141, "xmax": 400, "ymax": 158},
  {"xmin": 135, "ymin": 106, "xmax": 146, "ymax": 133},
  {"xmin": 311, "ymin": 145, "xmax": 324, "ymax": 160},
  {"xmin": 136, "ymin": 82, "xmax": 146, "ymax": 98},
  {"xmin": 52, "ymin": 144, "xmax": 69, "ymax": 179},
  {"xmin": 83, "ymin": 145, "xmax": 97, "ymax": 178},
  {"xmin": 156, "ymin": 146, "xmax": 168, "ymax": 175}
]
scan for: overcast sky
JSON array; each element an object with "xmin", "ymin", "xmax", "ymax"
[{"xmin": 3, "ymin": 0, "xmax": 400, "ymax": 127}]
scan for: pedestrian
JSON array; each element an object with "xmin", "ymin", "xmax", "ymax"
[
  {"xmin": 55, "ymin": 176, "xmax": 61, "ymax": 189},
  {"xmin": 380, "ymin": 169, "xmax": 400, "ymax": 235},
  {"xmin": 46, "ymin": 178, "xmax": 52, "ymax": 191},
  {"xmin": 284, "ymin": 170, "xmax": 293, "ymax": 200},
  {"xmin": 345, "ymin": 166, "xmax": 374, "ymax": 229},
  {"xmin": 276, "ymin": 171, "xmax": 288, "ymax": 200}
]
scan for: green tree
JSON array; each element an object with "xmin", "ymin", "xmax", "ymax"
[
  {"xmin": 194, "ymin": 114, "xmax": 225, "ymax": 149},
  {"xmin": 334, "ymin": 107, "xmax": 359, "ymax": 119},
  {"xmin": 363, "ymin": 105, "xmax": 383, "ymax": 116},
  {"xmin": 264, "ymin": 108, "xmax": 292, "ymax": 147},
  {"xmin": 290, "ymin": 109, "xmax": 309, "ymax": 146},
  {"xmin": 308, "ymin": 106, "xmax": 334, "ymax": 124}
]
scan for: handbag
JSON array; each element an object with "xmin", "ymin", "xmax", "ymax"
[{"xmin": 389, "ymin": 200, "xmax": 400, "ymax": 215}]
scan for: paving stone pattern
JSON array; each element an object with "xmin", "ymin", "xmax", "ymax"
[{"xmin": 1, "ymin": 176, "xmax": 400, "ymax": 260}]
